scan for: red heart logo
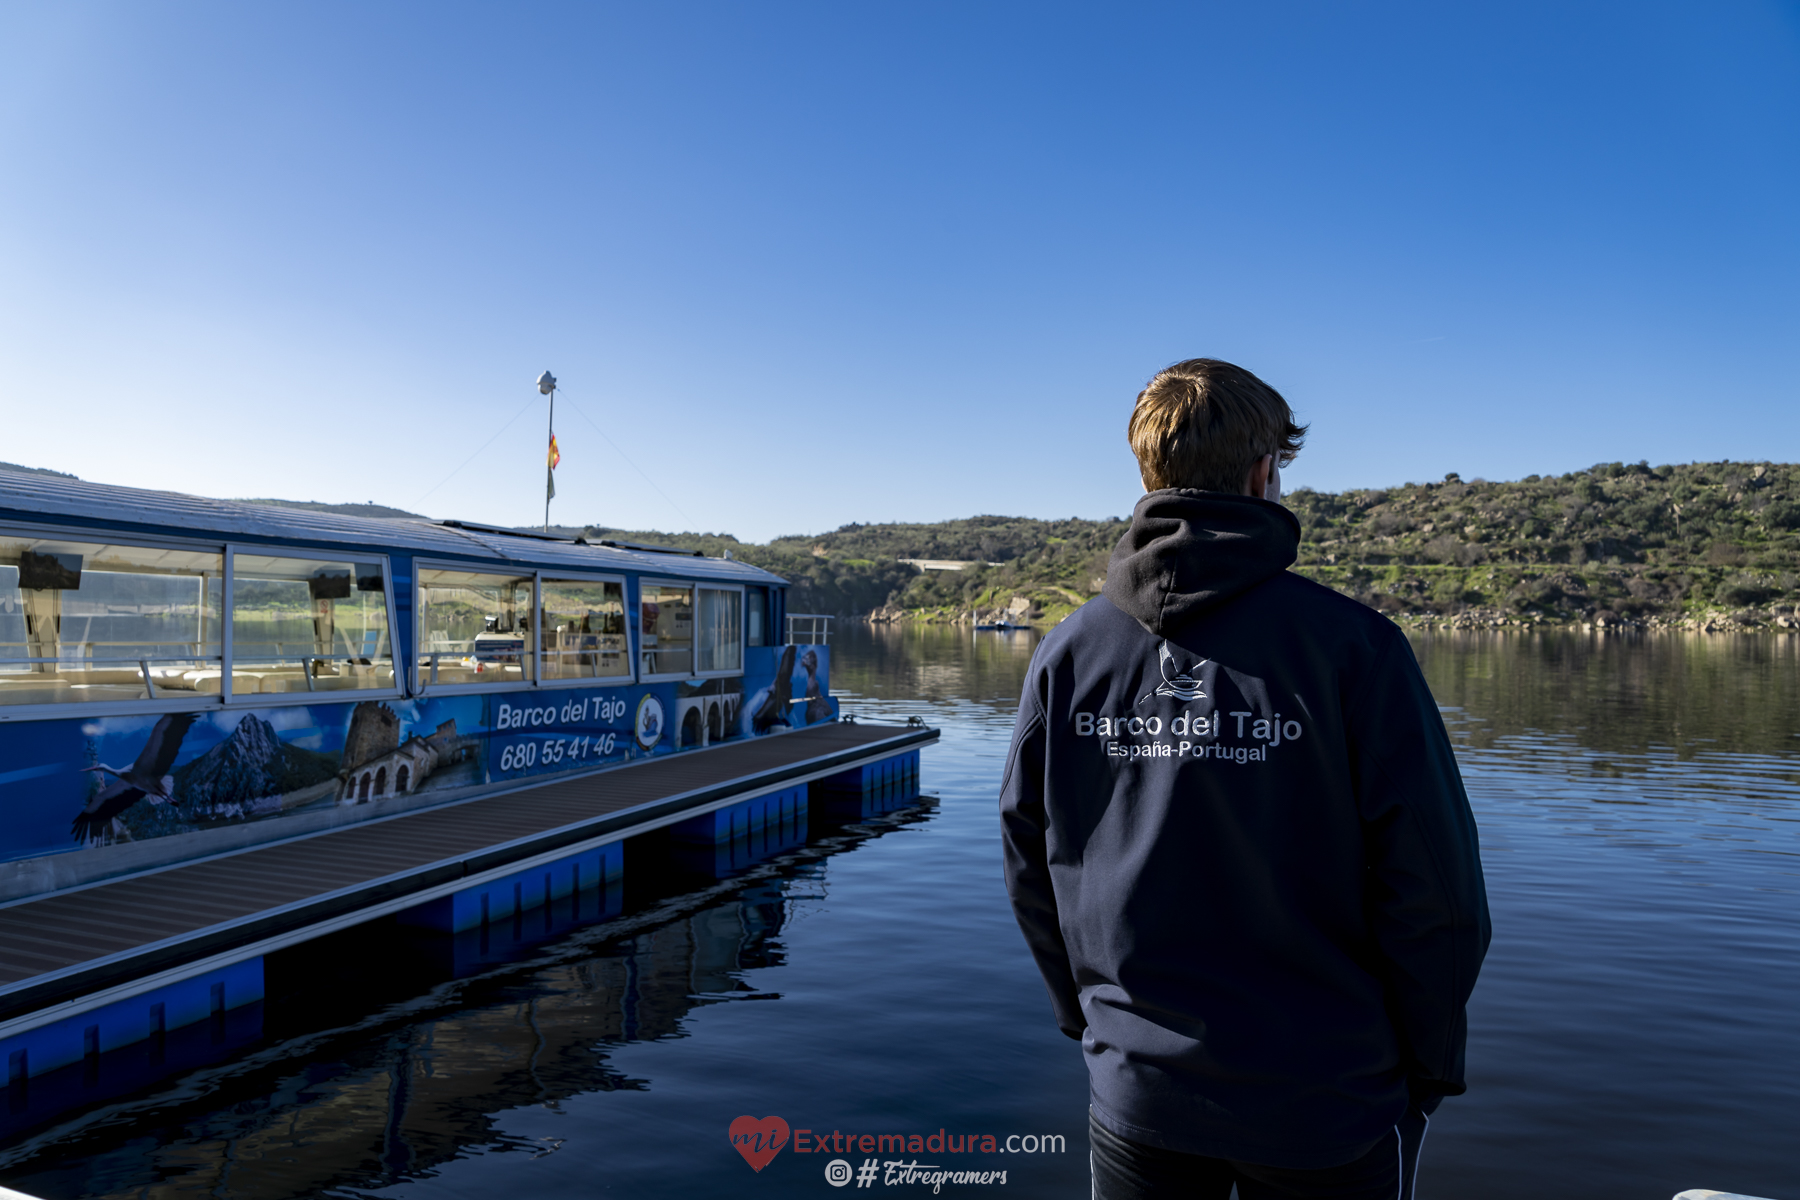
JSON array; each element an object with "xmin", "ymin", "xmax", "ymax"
[{"xmin": 728, "ymin": 1114, "xmax": 790, "ymax": 1173}]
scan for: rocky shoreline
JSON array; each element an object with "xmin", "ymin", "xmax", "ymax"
[
  {"xmin": 865, "ymin": 599, "xmax": 1800, "ymax": 635},
  {"xmin": 867, "ymin": 596, "xmax": 1045, "ymax": 627},
  {"xmin": 1389, "ymin": 605, "xmax": 1800, "ymax": 634}
]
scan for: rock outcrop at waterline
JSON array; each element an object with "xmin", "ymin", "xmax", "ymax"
[
  {"xmin": 1390, "ymin": 605, "xmax": 1800, "ymax": 633},
  {"xmin": 868, "ymin": 595, "xmax": 1045, "ymax": 626}
]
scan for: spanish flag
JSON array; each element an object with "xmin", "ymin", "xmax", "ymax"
[
  {"xmin": 548, "ymin": 434, "xmax": 561, "ymax": 470},
  {"xmin": 547, "ymin": 433, "xmax": 560, "ymax": 501}
]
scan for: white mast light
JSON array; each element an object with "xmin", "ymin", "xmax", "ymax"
[{"xmin": 540, "ymin": 371, "xmax": 559, "ymax": 532}]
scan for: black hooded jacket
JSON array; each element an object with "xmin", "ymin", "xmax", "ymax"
[{"xmin": 999, "ymin": 489, "xmax": 1490, "ymax": 1169}]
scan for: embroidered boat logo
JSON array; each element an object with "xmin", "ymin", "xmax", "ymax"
[{"xmin": 1140, "ymin": 642, "xmax": 1207, "ymax": 705}]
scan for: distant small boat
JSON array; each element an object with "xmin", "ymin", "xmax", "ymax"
[{"xmin": 974, "ymin": 618, "xmax": 1031, "ymax": 631}]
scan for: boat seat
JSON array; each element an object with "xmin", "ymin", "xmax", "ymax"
[
  {"xmin": 55, "ymin": 668, "xmax": 149, "ymax": 685},
  {"xmin": 0, "ymin": 677, "xmax": 73, "ymax": 705},
  {"xmin": 181, "ymin": 671, "xmax": 270, "ymax": 695},
  {"xmin": 148, "ymin": 667, "xmax": 200, "ymax": 690},
  {"xmin": 66, "ymin": 684, "xmax": 152, "ymax": 700}
]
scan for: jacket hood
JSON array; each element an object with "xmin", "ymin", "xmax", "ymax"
[{"xmin": 1102, "ymin": 489, "xmax": 1301, "ymax": 636}]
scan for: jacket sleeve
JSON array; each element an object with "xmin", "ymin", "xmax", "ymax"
[
  {"xmin": 1349, "ymin": 629, "xmax": 1492, "ymax": 1109},
  {"xmin": 998, "ymin": 682, "xmax": 1084, "ymax": 1039}
]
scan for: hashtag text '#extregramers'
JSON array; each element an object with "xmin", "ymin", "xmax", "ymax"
[{"xmin": 882, "ymin": 1160, "xmax": 1010, "ymax": 1188}]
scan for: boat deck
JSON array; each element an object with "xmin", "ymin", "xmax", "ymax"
[{"xmin": 0, "ymin": 721, "xmax": 935, "ymax": 1029}]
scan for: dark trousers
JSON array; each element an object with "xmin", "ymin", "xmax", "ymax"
[{"xmin": 1088, "ymin": 1108, "xmax": 1428, "ymax": 1200}]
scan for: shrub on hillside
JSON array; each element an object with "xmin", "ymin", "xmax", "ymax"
[
  {"xmin": 1714, "ymin": 575, "xmax": 1777, "ymax": 608},
  {"xmin": 1764, "ymin": 501, "xmax": 1800, "ymax": 531}
]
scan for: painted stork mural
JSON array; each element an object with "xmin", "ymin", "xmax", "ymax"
[{"xmin": 72, "ymin": 712, "xmax": 198, "ymax": 843}]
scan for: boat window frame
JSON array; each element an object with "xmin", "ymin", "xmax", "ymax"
[
  {"xmin": 413, "ymin": 561, "xmax": 642, "ymax": 695},
  {"xmin": 0, "ymin": 519, "xmax": 229, "ymax": 721},
  {"xmin": 534, "ymin": 569, "xmax": 634, "ymax": 690},
  {"xmin": 745, "ymin": 585, "xmax": 769, "ymax": 648},
  {"xmin": 221, "ymin": 543, "xmax": 402, "ymax": 707},
  {"xmin": 636, "ymin": 576, "xmax": 705, "ymax": 683},
  {"xmin": 693, "ymin": 582, "xmax": 747, "ymax": 679},
  {"xmin": 412, "ymin": 559, "xmax": 542, "ymax": 696}
]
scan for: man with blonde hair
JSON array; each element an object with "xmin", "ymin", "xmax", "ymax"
[{"xmin": 1000, "ymin": 358, "xmax": 1490, "ymax": 1200}]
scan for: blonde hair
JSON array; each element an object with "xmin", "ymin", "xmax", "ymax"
[{"xmin": 1128, "ymin": 358, "xmax": 1307, "ymax": 493}]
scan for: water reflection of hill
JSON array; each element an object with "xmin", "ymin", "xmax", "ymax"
[
  {"xmin": 1411, "ymin": 630, "xmax": 1800, "ymax": 757},
  {"xmin": 835, "ymin": 622, "xmax": 1800, "ymax": 761},
  {"xmin": 831, "ymin": 625, "xmax": 1040, "ymax": 713}
]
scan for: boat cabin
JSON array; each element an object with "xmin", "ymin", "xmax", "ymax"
[{"xmin": 0, "ymin": 472, "xmax": 830, "ymax": 901}]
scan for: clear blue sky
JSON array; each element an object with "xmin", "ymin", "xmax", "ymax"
[{"xmin": 2, "ymin": 3, "xmax": 1795, "ymax": 541}]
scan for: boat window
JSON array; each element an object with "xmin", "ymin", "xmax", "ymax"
[
  {"xmin": 541, "ymin": 578, "xmax": 629, "ymax": 681},
  {"xmin": 0, "ymin": 534, "xmax": 223, "ymax": 705},
  {"xmin": 696, "ymin": 587, "xmax": 743, "ymax": 674},
  {"xmin": 229, "ymin": 553, "xmax": 395, "ymax": 695},
  {"xmin": 746, "ymin": 588, "xmax": 767, "ymax": 647},
  {"xmin": 417, "ymin": 569, "xmax": 535, "ymax": 688},
  {"xmin": 639, "ymin": 583, "xmax": 693, "ymax": 678}
]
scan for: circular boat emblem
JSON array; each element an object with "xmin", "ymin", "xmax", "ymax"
[{"xmin": 634, "ymin": 694, "xmax": 665, "ymax": 749}]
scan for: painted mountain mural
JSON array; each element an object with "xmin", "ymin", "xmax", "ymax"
[{"xmin": 171, "ymin": 716, "xmax": 339, "ymax": 819}]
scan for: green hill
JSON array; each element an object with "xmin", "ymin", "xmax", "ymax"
[
  {"xmin": 0, "ymin": 460, "xmax": 78, "ymax": 479},
  {"xmin": 236, "ymin": 498, "xmax": 428, "ymax": 519},
  {"xmin": 571, "ymin": 517, "xmax": 1121, "ymax": 623},
  {"xmin": 1287, "ymin": 460, "xmax": 1798, "ymax": 630},
  {"xmin": 575, "ymin": 460, "xmax": 1800, "ymax": 631}
]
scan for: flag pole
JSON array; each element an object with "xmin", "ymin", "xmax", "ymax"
[{"xmin": 537, "ymin": 370, "xmax": 558, "ymax": 533}]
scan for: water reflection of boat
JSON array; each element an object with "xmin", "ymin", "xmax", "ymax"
[
  {"xmin": 0, "ymin": 802, "xmax": 936, "ymax": 1197},
  {"xmin": 973, "ymin": 619, "xmax": 1031, "ymax": 631}
]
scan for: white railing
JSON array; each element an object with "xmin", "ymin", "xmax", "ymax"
[{"xmin": 786, "ymin": 614, "xmax": 832, "ymax": 645}]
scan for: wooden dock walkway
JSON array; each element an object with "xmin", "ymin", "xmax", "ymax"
[{"xmin": 0, "ymin": 721, "xmax": 935, "ymax": 1034}]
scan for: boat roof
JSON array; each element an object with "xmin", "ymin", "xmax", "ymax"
[{"xmin": 0, "ymin": 471, "xmax": 785, "ymax": 586}]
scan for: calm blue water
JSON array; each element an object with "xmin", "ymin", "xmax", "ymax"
[{"xmin": 2, "ymin": 627, "xmax": 1796, "ymax": 1199}]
